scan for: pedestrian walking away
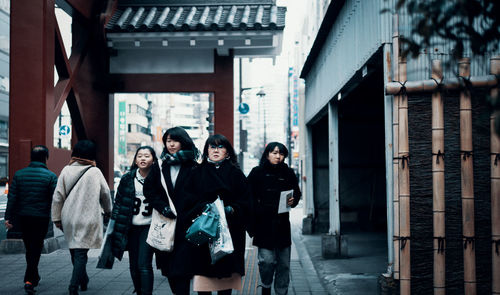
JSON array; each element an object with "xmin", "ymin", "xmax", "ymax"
[
  {"xmin": 51, "ymin": 140, "xmax": 112, "ymax": 295},
  {"xmin": 109, "ymin": 146, "xmax": 158, "ymax": 295},
  {"xmin": 248, "ymin": 142, "xmax": 301, "ymax": 295},
  {"xmin": 4, "ymin": 145, "xmax": 58, "ymax": 294},
  {"xmin": 183, "ymin": 134, "xmax": 253, "ymax": 295},
  {"xmin": 144, "ymin": 127, "xmax": 199, "ymax": 295}
]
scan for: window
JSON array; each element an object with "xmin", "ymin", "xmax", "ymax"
[{"xmin": 0, "ymin": 120, "xmax": 7, "ymax": 141}]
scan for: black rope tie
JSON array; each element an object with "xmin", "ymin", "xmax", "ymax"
[
  {"xmin": 395, "ymin": 80, "xmax": 408, "ymax": 96},
  {"xmin": 400, "ymin": 155, "xmax": 410, "ymax": 169},
  {"xmin": 434, "ymin": 237, "xmax": 445, "ymax": 254},
  {"xmin": 463, "ymin": 236, "xmax": 475, "ymax": 250},
  {"xmin": 493, "ymin": 153, "xmax": 500, "ymax": 166},
  {"xmin": 431, "ymin": 77, "xmax": 444, "ymax": 92},
  {"xmin": 400, "ymin": 236, "xmax": 410, "ymax": 250},
  {"xmin": 433, "ymin": 150, "xmax": 445, "ymax": 164},
  {"xmin": 461, "ymin": 150, "xmax": 473, "ymax": 161},
  {"xmin": 494, "ymin": 239, "xmax": 500, "ymax": 255},
  {"xmin": 459, "ymin": 75, "xmax": 473, "ymax": 93}
]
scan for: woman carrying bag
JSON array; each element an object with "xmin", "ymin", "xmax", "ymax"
[
  {"xmin": 247, "ymin": 142, "xmax": 301, "ymax": 295},
  {"xmin": 143, "ymin": 127, "xmax": 199, "ymax": 295},
  {"xmin": 184, "ymin": 134, "xmax": 252, "ymax": 295},
  {"xmin": 109, "ymin": 146, "xmax": 158, "ymax": 295},
  {"xmin": 51, "ymin": 140, "xmax": 112, "ymax": 295}
]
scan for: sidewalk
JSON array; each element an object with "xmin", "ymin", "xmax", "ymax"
[
  {"xmin": 290, "ymin": 206, "xmax": 388, "ymax": 295},
  {"xmin": 0, "ymin": 219, "xmax": 328, "ymax": 295}
]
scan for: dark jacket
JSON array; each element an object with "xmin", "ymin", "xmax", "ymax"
[
  {"xmin": 143, "ymin": 159, "xmax": 197, "ymax": 277},
  {"xmin": 5, "ymin": 161, "xmax": 58, "ymax": 220},
  {"xmin": 247, "ymin": 162, "xmax": 301, "ymax": 249},
  {"xmin": 110, "ymin": 170, "xmax": 137, "ymax": 260},
  {"xmin": 183, "ymin": 160, "xmax": 252, "ymax": 278}
]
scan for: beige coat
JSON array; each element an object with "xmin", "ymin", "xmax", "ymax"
[{"xmin": 52, "ymin": 163, "xmax": 112, "ymax": 249}]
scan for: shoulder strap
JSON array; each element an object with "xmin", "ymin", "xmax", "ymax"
[
  {"xmin": 158, "ymin": 159, "xmax": 177, "ymax": 215},
  {"xmin": 66, "ymin": 166, "xmax": 92, "ymax": 197}
]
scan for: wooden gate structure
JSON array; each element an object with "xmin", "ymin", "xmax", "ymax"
[{"xmin": 9, "ymin": 0, "xmax": 285, "ymax": 183}]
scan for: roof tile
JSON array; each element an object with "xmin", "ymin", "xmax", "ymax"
[{"xmin": 106, "ymin": 4, "xmax": 286, "ymax": 32}]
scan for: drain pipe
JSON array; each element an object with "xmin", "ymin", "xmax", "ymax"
[
  {"xmin": 383, "ymin": 41, "xmax": 394, "ymax": 275},
  {"xmin": 490, "ymin": 56, "xmax": 500, "ymax": 295}
]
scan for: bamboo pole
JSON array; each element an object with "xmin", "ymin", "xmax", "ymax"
[
  {"xmin": 459, "ymin": 58, "xmax": 476, "ymax": 295},
  {"xmin": 385, "ymin": 75, "xmax": 498, "ymax": 95},
  {"xmin": 399, "ymin": 57, "xmax": 411, "ymax": 295},
  {"xmin": 490, "ymin": 56, "xmax": 500, "ymax": 295},
  {"xmin": 431, "ymin": 60, "xmax": 446, "ymax": 295},
  {"xmin": 392, "ymin": 13, "xmax": 401, "ymax": 281}
]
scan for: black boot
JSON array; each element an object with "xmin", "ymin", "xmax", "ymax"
[
  {"xmin": 261, "ymin": 287, "xmax": 271, "ymax": 295},
  {"xmin": 80, "ymin": 277, "xmax": 89, "ymax": 291},
  {"xmin": 69, "ymin": 285, "xmax": 79, "ymax": 295}
]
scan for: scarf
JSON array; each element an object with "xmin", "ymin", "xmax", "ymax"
[
  {"xmin": 207, "ymin": 157, "xmax": 228, "ymax": 168},
  {"xmin": 161, "ymin": 149, "xmax": 197, "ymax": 165},
  {"xmin": 69, "ymin": 157, "xmax": 96, "ymax": 167}
]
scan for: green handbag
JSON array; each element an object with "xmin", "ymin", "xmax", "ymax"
[{"xmin": 186, "ymin": 203, "xmax": 220, "ymax": 246}]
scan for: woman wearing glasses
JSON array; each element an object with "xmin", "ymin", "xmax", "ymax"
[
  {"xmin": 184, "ymin": 134, "xmax": 252, "ymax": 295},
  {"xmin": 143, "ymin": 127, "xmax": 199, "ymax": 295}
]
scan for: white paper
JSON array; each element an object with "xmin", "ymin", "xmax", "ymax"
[{"xmin": 278, "ymin": 189, "xmax": 294, "ymax": 214}]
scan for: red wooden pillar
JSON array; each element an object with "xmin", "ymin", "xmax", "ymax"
[
  {"xmin": 213, "ymin": 54, "xmax": 234, "ymax": 144},
  {"xmin": 9, "ymin": 0, "xmax": 62, "ymax": 178}
]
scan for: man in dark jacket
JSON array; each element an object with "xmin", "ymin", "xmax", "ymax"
[{"xmin": 4, "ymin": 145, "xmax": 58, "ymax": 294}]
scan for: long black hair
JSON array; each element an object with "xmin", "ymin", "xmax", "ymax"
[
  {"xmin": 202, "ymin": 134, "xmax": 238, "ymax": 166},
  {"xmin": 130, "ymin": 146, "xmax": 158, "ymax": 170},
  {"xmin": 162, "ymin": 127, "xmax": 198, "ymax": 156},
  {"xmin": 259, "ymin": 142, "xmax": 288, "ymax": 166}
]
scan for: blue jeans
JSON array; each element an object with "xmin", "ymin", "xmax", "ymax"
[
  {"xmin": 69, "ymin": 249, "xmax": 89, "ymax": 289},
  {"xmin": 258, "ymin": 247, "xmax": 291, "ymax": 295},
  {"xmin": 128, "ymin": 225, "xmax": 154, "ymax": 295}
]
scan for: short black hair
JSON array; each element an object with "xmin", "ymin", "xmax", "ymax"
[
  {"xmin": 71, "ymin": 140, "xmax": 97, "ymax": 161},
  {"xmin": 31, "ymin": 145, "xmax": 49, "ymax": 163},
  {"xmin": 202, "ymin": 134, "xmax": 238, "ymax": 166},
  {"xmin": 259, "ymin": 142, "xmax": 288, "ymax": 166},
  {"xmin": 130, "ymin": 146, "xmax": 158, "ymax": 170}
]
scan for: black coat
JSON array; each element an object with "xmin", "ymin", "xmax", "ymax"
[
  {"xmin": 110, "ymin": 170, "xmax": 137, "ymax": 260},
  {"xmin": 183, "ymin": 160, "xmax": 252, "ymax": 279},
  {"xmin": 143, "ymin": 160, "xmax": 197, "ymax": 277},
  {"xmin": 247, "ymin": 162, "xmax": 301, "ymax": 249},
  {"xmin": 5, "ymin": 161, "xmax": 58, "ymax": 220}
]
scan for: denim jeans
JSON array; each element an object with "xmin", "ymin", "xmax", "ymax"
[
  {"xmin": 69, "ymin": 249, "xmax": 89, "ymax": 288},
  {"xmin": 128, "ymin": 225, "xmax": 154, "ymax": 295},
  {"xmin": 19, "ymin": 216, "xmax": 49, "ymax": 285},
  {"xmin": 258, "ymin": 247, "xmax": 291, "ymax": 295}
]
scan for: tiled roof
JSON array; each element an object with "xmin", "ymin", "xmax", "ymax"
[{"xmin": 106, "ymin": 4, "xmax": 286, "ymax": 32}]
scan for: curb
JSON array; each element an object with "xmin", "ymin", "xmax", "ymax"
[{"xmin": 291, "ymin": 217, "xmax": 328, "ymax": 294}]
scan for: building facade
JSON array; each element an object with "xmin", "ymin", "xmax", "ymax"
[{"xmin": 299, "ymin": 0, "xmax": 499, "ymax": 294}]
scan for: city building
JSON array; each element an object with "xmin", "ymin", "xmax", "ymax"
[{"xmin": 0, "ymin": 3, "xmax": 8, "ymax": 184}]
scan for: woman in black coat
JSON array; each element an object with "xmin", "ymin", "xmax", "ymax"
[
  {"xmin": 110, "ymin": 146, "xmax": 158, "ymax": 295},
  {"xmin": 184, "ymin": 134, "xmax": 252, "ymax": 295},
  {"xmin": 143, "ymin": 127, "xmax": 199, "ymax": 295},
  {"xmin": 247, "ymin": 142, "xmax": 301, "ymax": 295}
]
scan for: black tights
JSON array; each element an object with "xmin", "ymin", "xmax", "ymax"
[{"xmin": 198, "ymin": 290, "xmax": 232, "ymax": 295}]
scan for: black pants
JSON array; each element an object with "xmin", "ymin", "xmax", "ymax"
[
  {"xmin": 168, "ymin": 276, "xmax": 191, "ymax": 295},
  {"xmin": 69, "ymin": 249, "xmax": 89, "ymax": 288},
  {"xmin": 128, "ymin": 225, "xmax": 154, "ymax": 295},
  {"xmin": 19, "ymin": 216, "xmax": 49, "ymax": 285}
]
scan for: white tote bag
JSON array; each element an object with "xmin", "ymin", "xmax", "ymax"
[
  {"xmin": 209, "ymin": 197, "xmax": 234, "ymax": 264},
  {"xmin": 146, "ymin": 161, "xmax": 177, "ymax": 252}
]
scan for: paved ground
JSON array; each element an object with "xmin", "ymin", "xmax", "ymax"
[
  {"xmin": 0, "ymin": 210, "xmax": 328, "ymax": 294},
  {"xmin": 0, "ymin": 203, "xmax": 390, "ymax": 295}
]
